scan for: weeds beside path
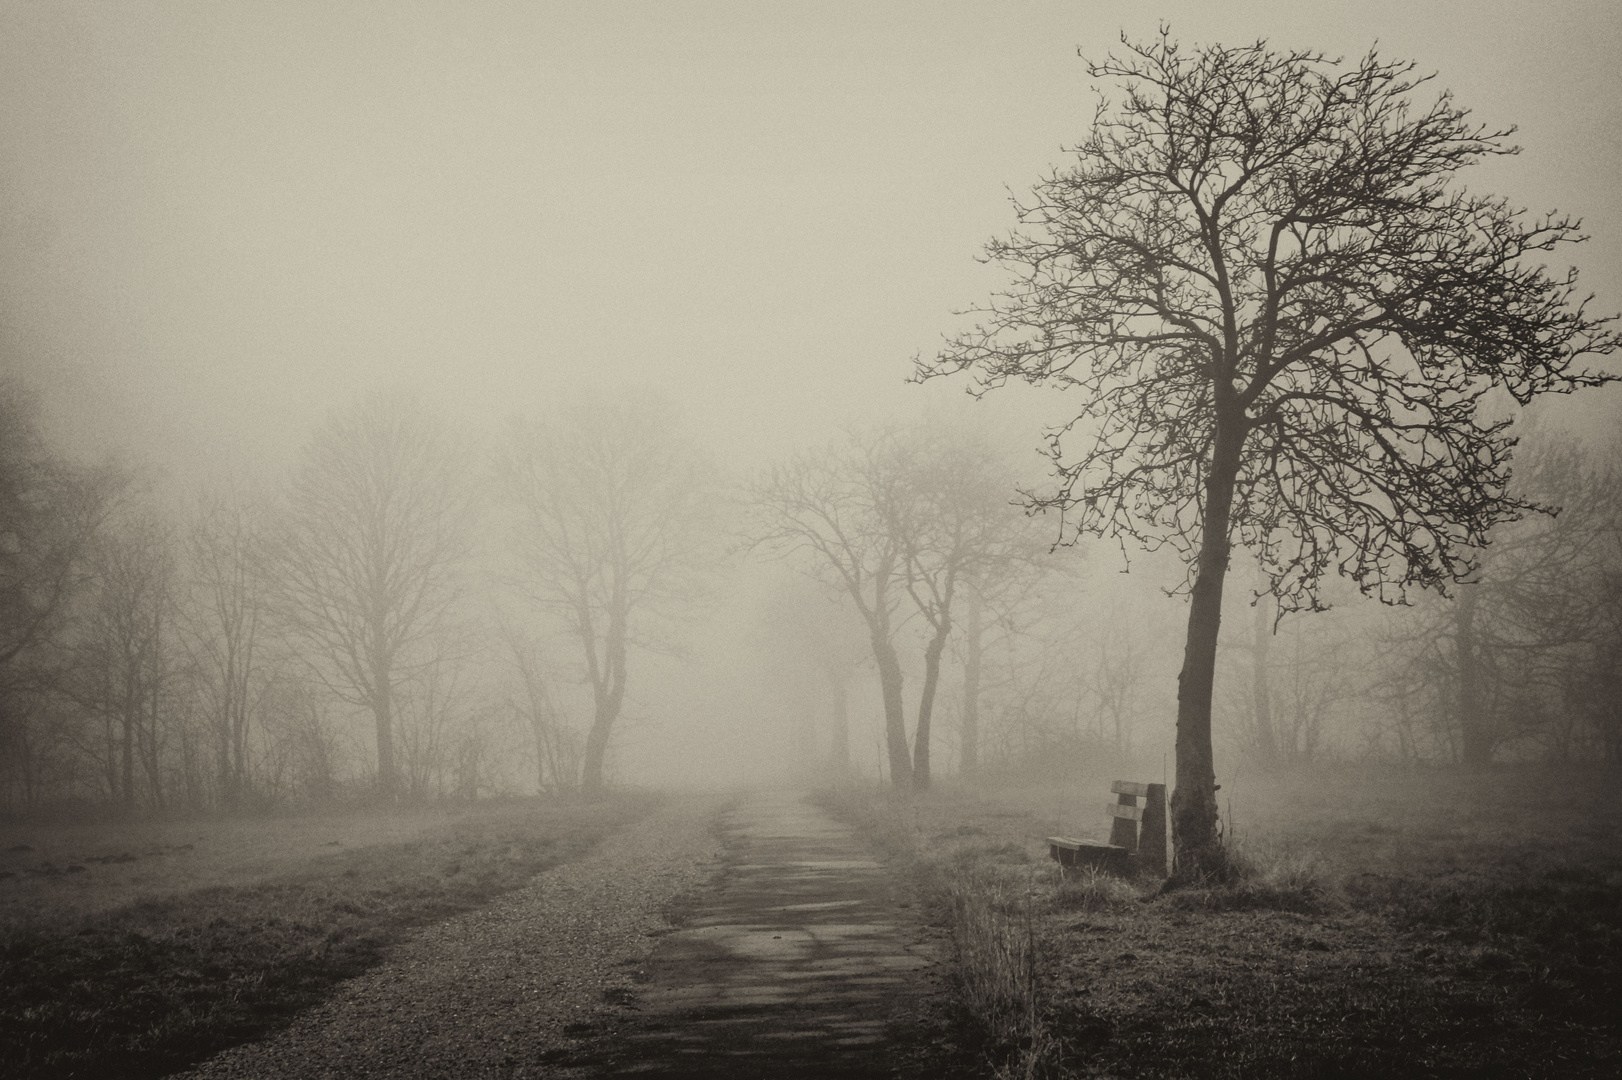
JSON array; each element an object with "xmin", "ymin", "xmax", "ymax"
[
  {"xmin": 1, "ymin": 794, "xmax": 656, "ymax": 1080},
  {"xmin": 822, "ymin": 767, "xmax": 1622, "ymax": 1080}
]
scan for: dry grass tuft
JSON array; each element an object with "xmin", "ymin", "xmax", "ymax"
[
  {"xmin": 1053, "ymin": 865, "xmax": 1144, "ymax": 912},
  {"xmin": 1170, "ymin": 838, "xmax": 1338, "ymax": 914}
]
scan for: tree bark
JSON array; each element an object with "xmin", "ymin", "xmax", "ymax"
[{"xmin": 1171, "ymin": 419, "xmax": 1244, "ymax": 882}]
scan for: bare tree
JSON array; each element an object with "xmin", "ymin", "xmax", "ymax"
[
  {"xmin": 750, "ymin": 573, "xmax": 869, "ymax": 775},
  {"xmin": 70, "ymin": 512, "xmax": 179, "ymax": 809},
  {"xmin": 923, "ymin": 35, "xmax": 1619, "ymax": 877},
  {"xmin": 182, "ymin": 485, "xmax": 272, "ymax": 808},
  {"xmin": 497, "ymin": 619, "xmax": 581, "ymax": 794},
  {"xmin": 0, "ymin": 380, "xmax": 125, "ymax": 805},
  {"xmin": 269, "ymin": 394, "xmax": 471, "ymax": 800},
  {"xmin": 897, "ymin": 433, "xmax": 1042, "ymax": 789},
  {"xmin": 753, "ymin": 428, "xmax": 918, "ymax": 788},
  {"xmin": 496, "ymin": 395, "xmax": 713, "ymax": 794},
  {"xmin": 753, "ymin": 425, "xmax": 1038, "ymax": 790}
]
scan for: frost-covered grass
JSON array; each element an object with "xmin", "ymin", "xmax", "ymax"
[
  {"xmin": 825, "ymin": 763, "xmax": 1622, "ymax": 1078},
  {"xmin": 0, "ymin": 795, "xmax": 652, "ymax": 1080}
]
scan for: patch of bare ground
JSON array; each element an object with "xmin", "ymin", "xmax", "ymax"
[
  {"xmin": 823, "ymin": 764, "xmax": 1622, "ymax": 1079},
  {"xmin": 0, "ymin": 794, "xmax": 658, "ymax": 1080}
]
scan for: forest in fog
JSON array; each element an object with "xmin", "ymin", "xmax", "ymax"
[{"xmin": 3, "ymin": 374, "xmax": 1618, "ymax": 816}]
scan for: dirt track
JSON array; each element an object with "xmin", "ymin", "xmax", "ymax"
[{"xmin": 179, "ymin": 789, "xmax": 957, "ymax": 1079}]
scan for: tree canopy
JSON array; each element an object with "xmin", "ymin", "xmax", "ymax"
[{"xmin": 921, "ymin": 33, "xmax": 1620, "ymax": 877}]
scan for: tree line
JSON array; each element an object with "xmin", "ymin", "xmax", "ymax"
[{"xmin": 0, "ymin": 385, "xmax": 716, "ymax": 812}]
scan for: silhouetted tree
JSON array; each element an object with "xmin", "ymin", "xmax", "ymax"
[
  {"xmin": 923, "ymin": 35, "xmax": 1619, "ymax": 877},
  {"xmin": 497, "ymin": 395, "xmax": 713, "ymax": 794},
  {"xmin": 270, "ymin": 394, "xmax": 470, "ymax": 800},
  {"xmin": 754, "ymin": 425, "xmax": 1036, "ymax": 790},
  {"xmin": 753, "ymin": 429, "xmax": 917, "ymax": 787}
]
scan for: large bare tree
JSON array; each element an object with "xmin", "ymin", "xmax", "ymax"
[
  {"xmin": 496, "ymin": 396, "xmax": 713, "ymax": 794},
  {"xmin": 270, "ymin": 394, "xmax": 470, "ymax": 800},
  {"xmin": 922, "ymin": 36, "xmax": 1619, "ymax": 877}
]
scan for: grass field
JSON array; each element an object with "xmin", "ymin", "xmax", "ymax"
[
  {"xmin": 827, "ymin": 763, "xmax": 1622, "ymax": 1079},
  {"xmin": 0, "ymin": 795, "xmax": 654, "ymax": 1080}
]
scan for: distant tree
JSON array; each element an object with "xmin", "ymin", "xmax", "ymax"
[
  {"xmin": 182, "ymin": 486, "xmax": 271, "ymax": 808},
  {"xmin": 753, "ymin": 425, "xmax": 1037, "ymax": 790},
  {"xmin": 897, "ymin": 433, "xmax": 1042, "ymax": 789},
  {"xmin": 269, "ymin": 394, "xmax": 471, "ymax": 800},
  {"xmin": 0, "ymin": 380, "xmax": 125, "ymax": 805},
  {"xmin": 922, "ymin": 35, "xmax": 1619, "ymax": 877},
  {"xmin": 496, "ymin": 396, "xmax": 713, "ymax": 794},
  {"xmin": 496, "ymin": 618, "xmax": 580, "ymax": 794},
  {"xmin": 69, "ymin": 513, "xmax": 179, "ymax": 809},
  {"xmin": 1384, "ymin": 433, "xmax": 1622, "ymax": 764},
  {"xmin": 751, "ymin": 573, "xmax": 869, "ymax": 774}
]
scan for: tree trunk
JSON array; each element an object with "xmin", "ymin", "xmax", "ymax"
[
  {"xmin": 1455, "ymin": 587, "xmax": 1491, "ymax": 767},
  {"xmin": 873, "ymin": 635, "xmax": 912, "ymax": 789},
  {"xmin": 961, "ymin": 589, "xmax": 983, "ymax": 776},
  {"xmin": 1170, "ymin": 420, "xmax": 1244, "ymax": 883},
  {"xmin": 582, "ymin": 705, "xmax": 613, "ymax": 793},
  {"xmin": 912, "ymin": 620, "xmax": 950, "ymax": 791},
  {"xmin": 1251, "ymin": 591, "xmax": 1278, "ymax": 768}
]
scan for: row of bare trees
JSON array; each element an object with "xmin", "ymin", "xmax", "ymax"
[
  {"xmin": 750, "ymin": 424, "xmax": 1057, "ymax": 791},
  {"xmin": 0, "ymin": 384, "xmax": 714, "ymax": 812}
]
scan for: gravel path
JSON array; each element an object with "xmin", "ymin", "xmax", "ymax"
[{"xmin": 179, "ymin": 794, "xmax": 728, "ymax": 1080}]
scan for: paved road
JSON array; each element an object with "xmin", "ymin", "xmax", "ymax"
[{"xmin": 579, "ymin": 788, "xmax": 959, "ymax": 1079}]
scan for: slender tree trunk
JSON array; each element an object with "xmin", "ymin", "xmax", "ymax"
[
  {"xmin": 961, "ymin": 589, "xmax": 983, "ymax": 776},
  {"xmin": 1171, "ymin": 419, "xmax": 1244, "ymax": 882},
  {"xmin": 1252, "ymin": 591, "xmax": 1278, "ymax": 768},
  {"xmin": 1455, "ymin": 587, "xmax": 1491, "ymax": 767},
  {"xmin": 912, "ymin": 624, "xmax": 949, "ymax": 791},
  {"xmin": 873, "ymin": 635, "xmax": 912, "ymax": 789}
]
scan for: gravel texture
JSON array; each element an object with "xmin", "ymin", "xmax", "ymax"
[{"xmin": 179, "ymin": 794, "xmax": 727, "ymax": 1080}]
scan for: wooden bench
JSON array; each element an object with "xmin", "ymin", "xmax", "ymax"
[{"xmin": 1047, "ymin": 780, "xmax": 1168, "ymax": 878}]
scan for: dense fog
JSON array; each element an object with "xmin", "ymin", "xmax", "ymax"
[{"xmin": 3, "ymin": 2, "xmax": 1619, "ymax": 815}]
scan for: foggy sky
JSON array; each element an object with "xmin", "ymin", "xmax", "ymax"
[{"xmin": 2, "ymin": 0, "xmax": 1619, "ymax": 482}]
